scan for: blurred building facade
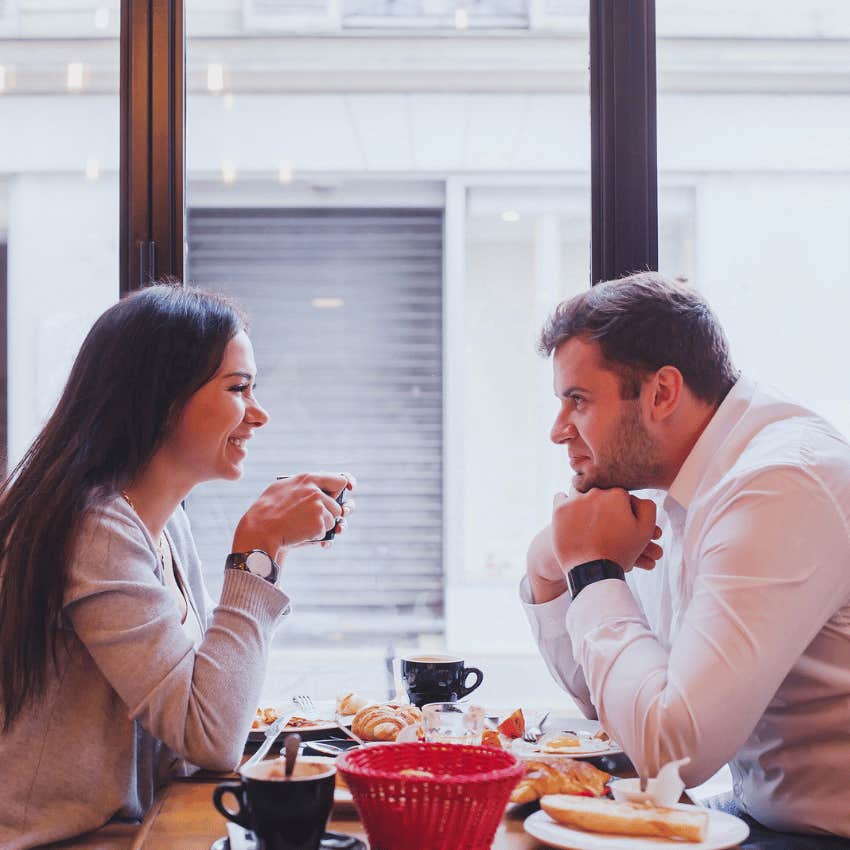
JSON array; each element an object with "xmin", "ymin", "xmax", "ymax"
[{"xmin": 1, "ymin": 0, "xmax": 849, "ymax": 699}]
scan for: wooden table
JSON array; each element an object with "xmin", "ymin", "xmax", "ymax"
[
  {"xmin": 56, "ymin": 776, "xmax": 550, "ymax": 849},
  {"xmin": 131, "ymin": 777, "xmax": 548, "ymax": 850},
  {"xmin": 63, "ymin": 769, "xmax": 744, "ymax": 850},
  {"xmin": 56, "ymin": 719, "xmax": 745, "ymax": 850}
]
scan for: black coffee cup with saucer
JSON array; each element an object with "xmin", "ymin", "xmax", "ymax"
[{"xmin": 400, "ymin": 654, "xmax": 484, "ymax": 708}]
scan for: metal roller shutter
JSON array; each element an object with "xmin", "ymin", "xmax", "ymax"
[{"xmin": 186, "ymin": 208, "xmax": 444, "ymax": 645}]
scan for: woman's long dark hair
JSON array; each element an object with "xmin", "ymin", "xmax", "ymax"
[{"xmin": 0, "ymin": 283, "xmax": 244, "ymax": 730}]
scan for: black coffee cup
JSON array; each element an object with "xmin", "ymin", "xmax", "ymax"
[
  {"xmin": 400, "ymin": 654, "xmax": 484, "ymax": 708},
  {"xmin": 213, "ymin": 758, "xmax": 335, "ymax": 850}
]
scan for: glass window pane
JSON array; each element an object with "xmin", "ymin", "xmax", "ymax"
[
  {"xmin": 0, "ymin": 3, "xmax": 119, "ymax": 470},
  {"xmin": 657, "ymin": 0, "xmax": 850, "ymax": 437},
  {"xmin": 186, "ymin": 0, "xmax": 590, "ymax": 709}
]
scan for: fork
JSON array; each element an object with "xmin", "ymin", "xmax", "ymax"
[
  {"xmin": 522, "ymin": 710, "xmax": 551, "ymax": 743},
  {"xmin": 292, "ymin": 694, "xmax": 317, "ymax": 719},
  {"xmin": 295, "ymin": 693, "xmax": 366, "ymax": 745}
]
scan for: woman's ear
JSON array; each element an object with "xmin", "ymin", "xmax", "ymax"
[{"xmin": 647, "ymin": 365, "xmax": 684, "ymax": 423}]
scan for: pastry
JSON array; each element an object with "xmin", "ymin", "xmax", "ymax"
[
  {"xmin": 511, "ymin": 758, "xmax": 610, "ymax": 804},
  {"xmin": 351, "ymin": 703, "xmax": 422, "ymax": 742},
  {"xmin": 336, "ymin": 691, "xmax": 370, "ymax": 716}
]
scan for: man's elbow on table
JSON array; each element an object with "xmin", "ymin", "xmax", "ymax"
[
  {"xmin": 629, "ymin": 736, "xmax": 725, "ymax": 789},
  {"xmin": 622, "ymin": 696, "xmax": 732, "ymax": 788}
]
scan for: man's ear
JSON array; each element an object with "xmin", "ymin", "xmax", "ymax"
[{"xmin": 646, "ymin": 365, "xmax": 684, "ymax": 423}]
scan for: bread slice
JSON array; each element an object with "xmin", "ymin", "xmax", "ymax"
[{"xmin": 541, "ymin": 794, "xmax": 709, "ymax": 843}]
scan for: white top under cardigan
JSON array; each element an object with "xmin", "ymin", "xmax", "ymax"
[
  {"xmin": 521, "ymin": 377, "xmax": 850, "ymax": 837},
  {"xmin": 0, "ymin": 496, "xmax": 290, "ymax": 850}
]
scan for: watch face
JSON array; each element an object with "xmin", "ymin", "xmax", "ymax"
[{"xmin": 245, "ymin": 550, "xmax": 274, "ymax": 579}]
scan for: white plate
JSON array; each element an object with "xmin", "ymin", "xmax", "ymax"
[
  {"xmin": 512, "ymin": 737, "xmax": 617, "ymax": 759},
  {"xmin": 523, "ymin": 807, "xmax": 749, "ymax": 850},
  {"xmin": 510, "ymin": 716, "xmax": 623, "ymax": 759},
  {"xmin": 249, "ymin": 700, "xmax": 354, "ymax": 739}
]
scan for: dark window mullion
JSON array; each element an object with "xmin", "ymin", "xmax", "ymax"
[
  {"xmin": 120, "ymin": 0, "xmax": 185, "ymax": 295},
  {"xmin": 590, "ymin": 0, "xmax": 658, "ymax": 284}
]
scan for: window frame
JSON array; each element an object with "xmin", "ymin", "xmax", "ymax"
[
  {"xmin": 119, "ymin": 0, "xmax": 658, "ymax": 293},
  {"xmin": 120, "ymin": 0, "xmax": 185, "ymax": 295},
  {"xmin": 590, "ymin": 0, "xmax": 658, "ymax": 282}
]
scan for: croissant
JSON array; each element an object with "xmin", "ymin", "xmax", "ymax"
[
  {"xmin": 510, "ymin": 758, "xmax": 610, "ymax": 804},
  {"xmin": 352, "ymin": 703, "xmax": 422, "ymax": 742},
  {"xmin": 337, "ymin": 691, "xmax": 371, "ymax": 716}
]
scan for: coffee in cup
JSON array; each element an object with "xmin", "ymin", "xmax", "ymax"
[
  {"xmin": 213, "ymin": 757, "xmax": 335, "ymax": 850},
  {"xmin": 400, "ymin": 654, "xmax": 484, "ymax": 708}
]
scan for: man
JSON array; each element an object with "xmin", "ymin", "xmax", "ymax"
[{"xmin": 521, "ymin": 272, "xmax": 850, "ymax": 837}]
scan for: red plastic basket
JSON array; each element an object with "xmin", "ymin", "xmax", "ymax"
[{"xmin": 337, "ymin": 742, "xmax": 523, "ymax": 850}]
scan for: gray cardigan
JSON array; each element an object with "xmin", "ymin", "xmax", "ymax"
[{"xmin": 0, "ymin": 496, "xmax": 290, "ymax": 849}]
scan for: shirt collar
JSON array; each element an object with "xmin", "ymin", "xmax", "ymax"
[{"xmin": 664, "ymin": 375, "xmax": 756, "ymax": 513}]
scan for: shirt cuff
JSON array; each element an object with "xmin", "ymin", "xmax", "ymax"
[
  {"xmin": 519, "ymin": 574, "xmax": 573, "ymax": 640},
  {"xmin": 565, "ymin": 577, "xmax": 643, "ymax": 648}
]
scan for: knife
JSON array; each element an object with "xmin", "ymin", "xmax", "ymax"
[{"xmin": 244, "ymin": 711, "xmax": 294, "ymax": 768}]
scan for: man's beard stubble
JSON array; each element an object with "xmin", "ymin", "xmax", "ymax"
[{"xmin": 572, "ymin": 401, "xmax": 663, "ymax": 493}]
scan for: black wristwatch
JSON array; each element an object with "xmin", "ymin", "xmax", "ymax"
[
  {"xmin": 225, "ymin": 550, "xmax": 280, "ymax": 585},
  {"xmin": 567, "ymin": 559, "xmax": 625, "ymax": 600}
]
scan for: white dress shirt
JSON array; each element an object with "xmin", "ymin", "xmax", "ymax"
[{"xmin": 521, "ymin": 377, "xmax": 850, "ymax": 836}]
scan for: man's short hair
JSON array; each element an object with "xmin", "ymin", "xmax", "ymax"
[{"xmin": 539, "ymin": 272, "xmax": 739, "ymax": 404}]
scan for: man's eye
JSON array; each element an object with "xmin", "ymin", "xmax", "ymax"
[{"xmin": 570, "ymin": 394, "xmax": 584, "ymax": 406}]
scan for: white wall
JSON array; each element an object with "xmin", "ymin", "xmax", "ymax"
[
  {"xmin": 2, "ymin": 64, "xmax": 849, "ymax": 661},
  {"xmin": 6, "ymin": 173, "xmax": 118, "ymax": 464},
  {"xmin": 694, "ymin": 174, "xmax": 850, "ymax": 435},
  {"xmin": 657, "ymin": 91, "xmax": 850, "ymax": 436},
  {"xmin": 659, "ymin": 94, "xmax": 850, "ymax": 173},
  {"xmin": 187, "ymin": 92, "xmax": 589, "ymax": 175}
]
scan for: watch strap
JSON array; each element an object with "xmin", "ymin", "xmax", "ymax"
[{"xmin": 567, "ymin": 559, "xmax": 625, "ymax": 600}]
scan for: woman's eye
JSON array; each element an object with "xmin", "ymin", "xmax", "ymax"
[{"xmin": 229, "ymin": 384, "xmax": 250, "ymax": 393}]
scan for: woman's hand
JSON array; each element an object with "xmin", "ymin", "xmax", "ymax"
[{"xmin": 232, "ymin": 472, "xmax": 355, "ymax": 560}]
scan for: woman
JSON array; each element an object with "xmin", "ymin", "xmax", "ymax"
[{"xmin": 0, "ymin": 284, "xmax": 353, "ymax": 849}]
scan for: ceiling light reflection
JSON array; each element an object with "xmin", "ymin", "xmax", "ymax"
[
  {"xmin": 67, "ymin": 62, "xmax": 85, "ymax": 92},
  {"xmin": 221, "ymin": 160, "xmax": 237, "ymax": 184},
  {"xmin": 501, "ymin": 210, "xmax": 520, "ymax": 222},
  {"xmin": 207, "ymin": 64, "xmax": 225, "ymax": 93},
  {"xmin": 311, "ymin": 297, "xmax": 344, "ymax": 309},
  {"xmin": 85, "ymin": 159, "xmax": 100, "ymax": 182}
]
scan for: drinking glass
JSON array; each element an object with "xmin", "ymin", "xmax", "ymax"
[{"xmin": 421, "ymin": 702, "xmax": 485, "ymax": 745}]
